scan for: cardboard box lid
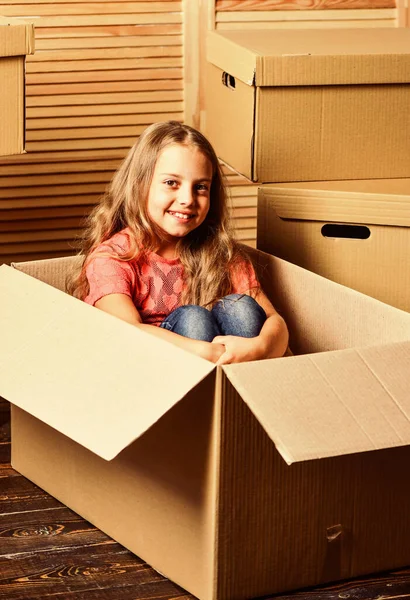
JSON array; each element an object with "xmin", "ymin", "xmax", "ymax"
[
  {"xmin": 260, "ymin": 179, "xmax": 410, "ymax": 226},
  {"xmin": 0, "ymin": 16, "xmax": 34, "ymax": 57},
  {"xmin": 2, "ymin": 263, "xmax": 410, "ymax": 467},
  {"xmin": 224, "ymin": 343, "xmax": 410, "ymax": 465},
  {"xmin": 0, "ymin": 265, "xmax": 214, "ymax": 461},
  {"xmin": 207, "ymin": 28, "xmax": 410, "ymax": 87}
]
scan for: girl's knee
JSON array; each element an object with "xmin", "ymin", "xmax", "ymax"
[
  {"xmin": 178, "ymin": 305, "xmax": 218, "ymax": 341},
  {"xmin": 214, "ymin": 294, "xmax": 265, "ymax": 319},
  {"xmin": 178, "ymin": 304, "xmax": 212, "ymax": 325},
  {"xmin": 162, "ymin": 304, "xmax": 219, "ymax": 341},
  {"xmin": 212, "ymin": 294, "xmax": 266, "ymax": 337}
]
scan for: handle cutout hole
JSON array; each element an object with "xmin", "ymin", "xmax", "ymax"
[
  {"xmin": 321, "ymin": 224, "xmax": 370, "ymax": 240},
  {"xmin": 222, "ymin": 72, "xmax": 236, "ymax": 90}
]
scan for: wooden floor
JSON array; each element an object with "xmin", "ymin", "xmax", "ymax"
[{"xmin": 1, "ymin": 398, "xmax": 410, "ymax": 600}]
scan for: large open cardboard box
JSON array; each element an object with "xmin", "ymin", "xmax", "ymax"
[
  {"xmin": 2, "ymin": 249, "xmax": 410, "ymax": 600},
  {"xmin": 0, "ymin": 16, "xmax": 34, "ymax": 156},
  {"xmin": 204, "ymin": 28, "xmax": 410, "ymax": 183},
  {"xmin": 258, "ymin": 179, "xmax": 410, "ymax": 312}
]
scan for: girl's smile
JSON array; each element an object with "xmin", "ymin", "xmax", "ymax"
[
  {"xmin": 147, "ymin": 143, "xmax": 213, "ymax": 257},
  {"xmin": 168, "ymin": 210, "xmax": 194, "ymax": 221}
]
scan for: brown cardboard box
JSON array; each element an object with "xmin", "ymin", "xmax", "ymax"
[
  {"xmin": 2, "ymin": 251, "xmax": 410, "ymax": 600},
  {"xmin": 204, "ymin": 28, "xmax": 410, "ymax": 183},
  {"xmin": 0, "ymin": 16, "xmax": 34, "ymax": 156},
  {"xmin": 258, "ymin": 179, "xmax": 410, "ymax": 313}
]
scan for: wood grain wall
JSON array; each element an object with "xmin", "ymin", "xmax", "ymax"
[
  {"xmin": 0, "ymin": 0, "xmax": 403, "ymax": 262},
  {"xmin": 215, "ymin": 0, "xmax": 397, "ymax": 29}
]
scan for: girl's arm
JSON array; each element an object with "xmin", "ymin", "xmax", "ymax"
[
  {"xmin": 94, "ymin": 293, "xmax": 225, "ymax": 363},
  {"xmin": 212, "ymin": 289, "xmax": 289, "ymax": 365}
]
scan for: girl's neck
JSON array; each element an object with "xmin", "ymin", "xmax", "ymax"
[{"xmin": 155, "ymin": 240, "xmax": 178, "ymax": 260}]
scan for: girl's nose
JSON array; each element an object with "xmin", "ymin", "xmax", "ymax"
[{"xmin": 178, "ymin": 184, "xmax": 195, "ymax": 206}]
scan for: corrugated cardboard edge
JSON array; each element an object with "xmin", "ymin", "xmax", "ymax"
[
  {"xmin": 12, "ymin": 254, "xmax": 81, "ymax": 292},
  {"xmin": 210, "ymin": 367, "xmax": 223, "ymax": 600},
  {"xmin": 25, "ymin": 21, "xmax": 35, "ymax": 54},
  {"xmin": 0, "ymin": 16, "xmax": 35, "ymax": 56},
  {"xmin": 206, "ymin": 29, "xmax": 410, "ymax": 87},
  {"xmin": 207, "ymin": 30, "xmax": 256, "ymax": 86},
  {"xmin": 259, "ymin": 183, "xmax": 410, "ymax": 226}
]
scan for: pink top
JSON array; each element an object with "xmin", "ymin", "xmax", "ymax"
[{"xmin": 84, "ymin": 228, "xmax": 259, "ymax": 326}]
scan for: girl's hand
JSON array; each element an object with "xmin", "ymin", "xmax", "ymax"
[
  {"xmin": 212, "ymin": 307, "xmax": 289, "ymax": 365},
  {"xmin": 199, "ymin": 341, "xmax": 226, "ymax": 363},
  {"xmin": 212, "ymin": 335, "xmax": 262, "ymax": 365},
  {"xmin": 211, "ymin": 291, "xmax": 289, "ymax": 365}
]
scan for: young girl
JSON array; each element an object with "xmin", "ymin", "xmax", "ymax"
[{"xmin": 67, "ymin": 120, "xmax": 289, "ymax": 364}]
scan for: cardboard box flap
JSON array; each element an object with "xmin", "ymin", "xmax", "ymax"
[
  {"xmin": 207, "ymin": 29, "xmax": 410, "ymax": 87},
  {"xmin": 0, "ymin": 16, "xmax": 34, "ymax": 57},
  {"xmin": 261, "ymin": 182, "xmax": 410, "ymax": 227},
  {"xmin": 0, "ymin": 265, "xmax": 214, "ymax": 461},
  {"xmin": 223, "ymin": 342, "xmax": 410, "ymax": 465}
]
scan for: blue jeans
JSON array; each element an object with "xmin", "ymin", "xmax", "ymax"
[{"xmin": 160, "ymin": 294, "xmax": 266, "ymax": 342}]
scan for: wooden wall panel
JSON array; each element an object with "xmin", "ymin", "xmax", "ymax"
[
  {"xmin": 215, "ymin": 1, "xmax": 395, "ymax": 8},
  {"xmin": 201, "ymin": 0, "xmax": 399, "ymax": 248},
  {"xmin": 0, "ymin": 1, "xmax": 183, "ymax": 264}
]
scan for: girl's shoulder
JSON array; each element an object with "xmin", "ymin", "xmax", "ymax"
[
  {"xmin": 231, "ymin": 245, "xmax": 254, "ymax": 270},
  {"xmin": 229, "ymin": 246, "xmax": 259, "ymax": 291},
  {"xmin": 92, "ymin": 227, "xmax": 134, "ymax": 258}
]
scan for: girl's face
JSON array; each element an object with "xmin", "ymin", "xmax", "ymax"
[{"xmin": 147, "ymin": 143, "xmax": 213, "ymax": 257}]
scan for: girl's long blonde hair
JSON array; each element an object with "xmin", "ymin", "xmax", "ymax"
[{"xmin": 66, "ymin": 120, "xmax": 251, "ymax": 307}]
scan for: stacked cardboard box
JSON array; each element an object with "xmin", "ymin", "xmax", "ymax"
[
  {"xmin": 258, "ymin": 178, "xmax": 410, "ymax": 312},
  {"xmin": 0, "ymin": 16, "xmax": 34, "ymax": 156},
  {"xmin": 204, "ymin": 27, "xmax": 410, "ymax": 310},
  {"xmin": 204, "ymin": 28, "xmax": 410, "ymax": 184}
]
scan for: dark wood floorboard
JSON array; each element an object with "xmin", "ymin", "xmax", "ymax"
[{"xmin": 1, "ymin": 397, "xmax": 410, "ymax": 600}]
